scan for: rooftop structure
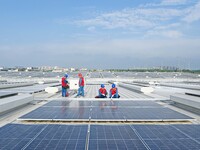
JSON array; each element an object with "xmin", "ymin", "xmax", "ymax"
[{"xmin": 0, "ymin": 71, "xmax": 200, "ymax": 149}]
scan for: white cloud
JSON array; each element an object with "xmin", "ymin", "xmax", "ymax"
[
  {"xmin": 59, "ymin": 0, "xmax": 200, "ymax": 39},
  {"xmin": 183, "ymin": 1, "xmax": 200, "ymax": 22},
  {"xmin": 162, "ymin": 30, "xmax": 183, "ymax": 38},
  {"xmin": 146, "ymin": 30, "xmax": 183, "ymax": 38},
  {"xmin": 161, "ymin": 0, "xmax": 188, "ymax": 5},
  {"xmin": 87, "ymin": 26, "xmax": 96, "ymax": 32},
  {"xmin": 154, "ymin": 23, "xmax": 180, "ymax": 30},
  {"xmin": 139, "ymin": 0, "xmax": 189, "ymax": 7},
  {"xmin": 136, "ymin": 8, "xmax": 183, "ymax": 18},
  {"xmin": 75, "ymin": 9, "xmax": 155, "ymax": 29},
  {"xmin": 74, "ymin": 7, "xmax": 185, "ymax": 30}
]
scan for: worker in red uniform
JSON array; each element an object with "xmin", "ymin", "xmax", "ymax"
[
  {"xmin": 77, "ymin": 73, "xmax": 85, "ymax": 97},
  {"xmin": 95, "ymin": 84, "xmax": 108, "ymax": 98},
  {"xmin": 61, "ymin": 74, "xmax": 69, "ymax": 97},
  {"xmin": 109, "ymin": 84, "xmax": 120, "ymax": 98}
]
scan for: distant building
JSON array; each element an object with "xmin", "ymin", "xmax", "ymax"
[
  {"xmin": 52, "ymin": 69, "xmax": 63, "ymax": 73},
  {"xmin": 80, "ymin": 68, "xmax": 87, "ymax": 71},
  {"xmin": 70, "ymin": 68, "xmax": 75, "ymax": 72},
  {"xmin": 39, "ymin": 66, "xmax": 54, "ymax": 71},
  {"xmin": 159, "ymin": 66, "xmax": 179, "ymax": 71},
  {"xmin": 63, "ymin": 68, "xmax": 69, "ymax": 72},
  {"xmin": 52, "ymin": 66, "xmax": 64, "ymax": 72}
]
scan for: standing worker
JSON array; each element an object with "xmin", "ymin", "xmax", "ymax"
[
  {"xmin": 77, "ymin": 73, "xmax": 85, "ymax": 97},
  {"xmin": 109, "ymin": 84, "xmax": 120, "ymax": 98},
  {"xmin": 61, "ymin": 74, "xmax": 69, "ymax": 97},
  {"xmin": 95, "ymin": 84, "xmax": 107, "ymax": 98}
]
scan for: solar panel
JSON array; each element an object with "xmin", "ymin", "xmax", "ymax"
[
  {"xmin": 144, "ymin": 139, "xmax": 200, "ymax": 150},
  {"xmin": 91, "ymin": 100, "xmax": 162, "ymax": 107},
  {"xmin": 90, "ymin": 107, "xmax": 192, "ymax": 121},
  {"xmin": 122, "ymin": 107, "xmax": 192, "ymax": 120},
  {"xmin": 0, "ymin": 124, "xmax": 46, "ymax": 149},
  {"xmin": 89, "ymin": 125, "xmax": 147, "ymax": 150},
  {"xmin": 1, "ymin": 124, "xmax": 200, "ymax": 149},
  {"xmin": 0, "ymin": 124, "xmax": 88, "ymax": 150},
  {"xmin": 132, "ymin": 125, "xmax": 200, "ymax": 150},
  {"xmin": 27, "ymin": 125, "xmax": 88, "ymax": 149},
  {"xmin": 1, "ymin": 84, "xmax": 58, "ymax": 94},
  {"xmin": 172, "ymin": 125, "xmax": 200, "ymax": 141},
  {"xmin": 91, "ymin": 107, "xmax": 126, "ymax": 120},
  {"xmin": 43, "ymin": 100, "xmax": 165, "ymax": 109},
  {"xmin": 43, "ymin": 100, "xmax": 72, "ymax": 107},
  {"xmin": 44, "ymin": 100, "xmax": 92, "ymax": 107},
  {"xmin": 89, "ymin": 125, "xmax": 200, "ymax": 150},
  {"xmin": 0, "ymin": 91, "xmax": 18, "ymax": 98},
  {"xmin": 133, "ymin": 125, "xmax": 188, "ymax": 139},
  {"xmin": 20, "ymin": 107, "xmax": 91, "ymax": 120},
  {"xmin": 20, "ymin": 100, "xmax": 192, "ymax": 121}
]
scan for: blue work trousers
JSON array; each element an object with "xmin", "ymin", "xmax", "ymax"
[
  {"xmin": 62, "ymin": 87, "xmax": 66, "ymax": 97},
  {"xmin": 77, "ymin": 86, "xmax": 84, "ymax": 96}
]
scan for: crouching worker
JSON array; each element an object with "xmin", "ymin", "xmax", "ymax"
[
  {"xmin": 61, "ymin": 74, "xmax": 70, "ymax": 97},
  {"xmin": 109, "ymin": 84, "xmax": 120, "ymax": 98},
  {"xmin": 95, "ymin": 84, "xmax": 108, "ymax": 98}
]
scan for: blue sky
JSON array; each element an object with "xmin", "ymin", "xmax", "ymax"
[{"xmin": 0, "ymin": 0, "xmax": 200, "ymax": 69}]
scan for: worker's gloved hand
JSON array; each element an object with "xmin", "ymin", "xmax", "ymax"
[{"xmin": 102, "ymin": 94, "xmax": 105, "ymax": 96}]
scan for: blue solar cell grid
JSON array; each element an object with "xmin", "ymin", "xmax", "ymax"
[
  {"xmin": 44, "ymin": 100, "xmax": 92, "ymax": 107},
  {"xmin": 27, "ymin": 125, "xmax": 87, "ymax": 150},
  {"xmin": 173, "ymin": 125, "xmax": 200, "ymax": 142},
  {"xmin": 0, "ymin": 124, "xmax": 87, "ymax": 150},
  {"xmin": 19, "ymin": 100, "xmax": 192, "ymax": 121},
  {"xmin": 1, "ymin": 124, "xmax": 200, "ymax": 150},
  {"xmin": 122, "ymin": 107, "xmax": 192, "ymax": 120},
  {"xmin": 91, "ymin": 100, "xmax": 162, "ymax": 107},
  {"xmin": 20, "ymin": 107, "xmax": 90, "ymax": 120},
  {"xmin": 89, "ymin": 125, "xmax": 200, "ymax": 150},
  {"xmin": 0, "ymin": 124, "xmax": 46, "ymax": 149},
  {"xmin": 91, "ymin": 107, "xmax": 125, "ymax": 120},
  {"xmin": 132, "ymin": 125, "xmax": 200, "ymax": 150},
  {"xmin": 89, "ymin": 125, "xmax": 147, "ymax": 150}
]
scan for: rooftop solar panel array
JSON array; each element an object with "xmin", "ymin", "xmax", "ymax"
[
  {"xmin": 0, "ymin": 124, "xmax": 88, "ymax": 150},
  {"xmin": 1, "ymin": 71, "xmax": 199, "ymax": 79},
  {"xmin": 89, "ymin": 125, "xmax": 147, "ymax": 150},
  {"xmin": 133, "ymin": 125, "xmax": 200, "ymax": 150},
  {"xmin": 113, "ymin": 72, "xmax": 200, "ymax": 79},
  {"xmin": 91, "ymin": 100, "xmax": 161, "ymax": 107},
  {"xmin": 27, "ymin": 125, "xmax": 88, "ymax": 150},
  {"xmin": 20, "ymin": 107, "xmax": 91, "ymax": 120},
  {"xmin": 89, "ymin": 125, "xmax": 200, "ymax": 150},
  {"xmin": 0, "ymin": 124, "xmax": 46, "ymax": 149},
  {"xmin": 43, "ymin": 100, "xmax": 92, "ymax": 107},
  {"xmin": 90, "ymin": 72, "xmax": 101, "ymax": 78},
  {"xmin": 101, "ymin": 72, "xmax": 115, "ymax": 78},
  {"xmin": 172, "ymin": 125, "xmax": 200, "ymax": 141},
  {"xmin": 0, "ymin": 71, "xmax": 88, "ymax": 78},
  {"xmin": 1, "ymin": 124, "xmax": 199, "ymax": 150},
  {"xmin": 19, "ymin": 100, "xmax": 192, "ymax": 121},
  {"xmin": 91, "ymin": 107, "xmax": 125, "ymax": 120},
  {"xmin": 0, "ymin": 92, "xmax": 18, "ymax": 98},
  {"xmin": 0, "ymin": 83, "xmax": 59, "ymax": 94},
  {"xmin": 122, "ymin": 107, "xmax": 191, "ymax": 120}
]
